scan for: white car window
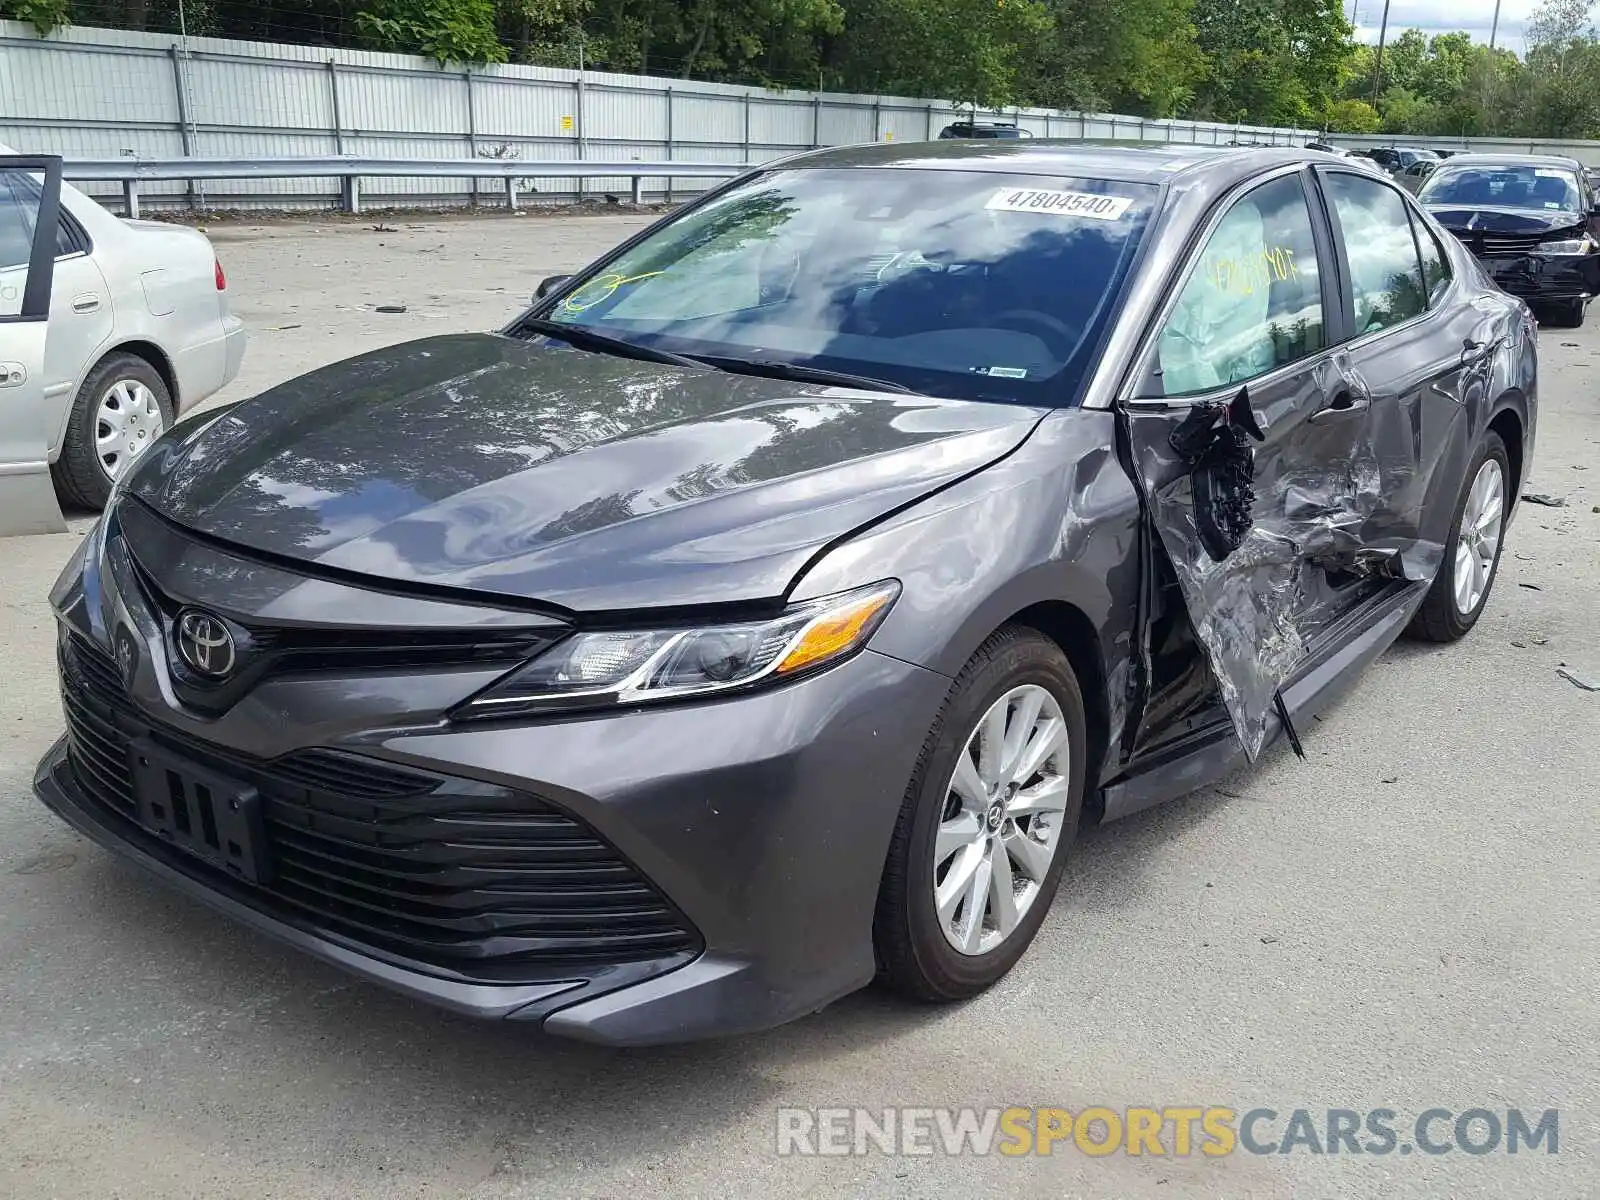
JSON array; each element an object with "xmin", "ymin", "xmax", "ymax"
[{"xmin": 0, "ymin": 170, "xmax": 46, "ymax": 317}]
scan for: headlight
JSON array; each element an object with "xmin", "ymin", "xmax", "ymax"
[
  {"xmin": 1538, "ymin": 235, "xmax": 1597, "ymax": 255},
  {"xmin": 455, "ymin": 580, "xmax": 900, "ymax": 719}
]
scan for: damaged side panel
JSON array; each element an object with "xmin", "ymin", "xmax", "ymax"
[{"xmin": 1119, "ymin": 349, "xmax": 1444, "ymax": 760}]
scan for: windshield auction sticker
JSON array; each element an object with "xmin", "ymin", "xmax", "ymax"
[{"xmin": 986, "ymin": 188, "xmax": 1133, "ymax": 220}]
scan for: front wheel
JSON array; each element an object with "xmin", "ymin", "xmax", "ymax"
[
  {"xmin": 52, "ymin": 352, "xmax": 173, "ymax": 511},
  {"xmin": 1545, "ymin": 299, "xmax": 1586, "ymax": 328},
  {"xmin": 874, "ymin": 626, "xmax": 1087, "ymax": 1001},
  {"xmin": 1408, "ymin": 430, "xmax": 1510, "ymax": 642}
]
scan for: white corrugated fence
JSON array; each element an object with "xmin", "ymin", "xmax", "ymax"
[{"xmin": 1, "ymin": 20, "xmax": 1318, "ymax": 211}]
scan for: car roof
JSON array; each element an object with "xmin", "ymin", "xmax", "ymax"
[
  {"xmin": 780, "ymin": 141, "xmax": 1324, "ymax": 187},
  {"xmin": 1430, "ymin": 153, "xmax": 1585, "ymax": 173}
]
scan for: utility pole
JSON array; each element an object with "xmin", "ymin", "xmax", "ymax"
[
  {"xmin": 1481, "ymin": 0, "xmax": 1503, "ymax": 135},
  {"xmin": 1369, "ymin": 0, "xmax": 1393, "ymax": 103}
]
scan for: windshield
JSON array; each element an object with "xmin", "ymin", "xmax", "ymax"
[
  {"xmin": 528, "ymin": 167, "xmax": 1157, "ymax": 405},
  {"xmin": 1420, "ymin": 165, "xmax": 1582, "ymax": 213}
]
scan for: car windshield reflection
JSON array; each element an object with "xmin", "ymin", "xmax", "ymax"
[
  {"xmin": 529, "ymin": 168, "xmax": 1159, "ymax": 406},
  {"xmin": 1421, "ymin": 165, "xmax": 1582, "ymax": 213}
]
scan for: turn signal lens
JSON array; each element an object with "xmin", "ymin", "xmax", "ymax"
[{"xmin": 774, "ymin": 588, "xmax": 898, "ymax": 676}]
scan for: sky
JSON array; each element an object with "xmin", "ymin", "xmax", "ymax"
[{"xmin": 1348, "ymin": 0, "xmax": 1538, "ymax": 52}]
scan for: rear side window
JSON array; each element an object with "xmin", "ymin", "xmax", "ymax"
[
  {"xmin": 1153, "ymin": 173, "xmax": 1326, "ymax": 396},
  {"xmin": 1410, "ymin": 211, "xmax": 1451, "ymax": 306},
  {"xmin": 1324, "ymin": 172, "xmax": 1427, "ymax": 334}
]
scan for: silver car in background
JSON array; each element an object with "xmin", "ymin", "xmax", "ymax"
[{"xmin": 0, "ymin": 148, "xmax": 245, "ymax": 509}]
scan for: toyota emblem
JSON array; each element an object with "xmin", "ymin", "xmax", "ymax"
[{"xmin": 176, "ymin": 609, "xmax": 236, "ymax": 678}]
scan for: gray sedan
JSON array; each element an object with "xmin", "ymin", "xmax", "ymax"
[{"xmin": 35, "ymin": 142, "xmax": 1535, "ymax": 1044}]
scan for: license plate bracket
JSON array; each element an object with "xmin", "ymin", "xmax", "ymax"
[{"xmin": 129, "ymin": 739, "xmax": 272, "ymax": 885}]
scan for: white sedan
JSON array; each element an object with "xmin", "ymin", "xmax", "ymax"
[{"xmin": 1, "ymin": 151, "xmax": 245, "ymax": 509}]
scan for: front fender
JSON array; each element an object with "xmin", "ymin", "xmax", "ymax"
[{"xmin": 790, "ymin": 409, "xmax": 1145, "ymax": 779}]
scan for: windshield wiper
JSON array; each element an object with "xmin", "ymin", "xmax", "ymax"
[
  {"xmin": 690, "ymin": 354, "xmax": 915, "ymax": 394},
  {"xmin": 515, "ymin": 317, "xmax": 702, "ymax": 369}
]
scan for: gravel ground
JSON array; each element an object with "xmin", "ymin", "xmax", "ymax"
[{"xmin": 1, "ymin": 213, "xmax": 1597, "ymax": 1199}]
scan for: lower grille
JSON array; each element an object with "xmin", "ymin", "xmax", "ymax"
[{"xmin": 57, "ymin": 634, "xmax": 699, "ymax": 980}]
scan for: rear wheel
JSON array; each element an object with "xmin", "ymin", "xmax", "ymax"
[
  {"xmin": 52, "ymin": 351, "xmax": 172, "ymax": 511},
  {"xmin": 874, "ymin": 626, "xmax": 1087, "ymax": 1001},
  {"xmin": 1408, "ymin": 431, "xmax": 1510, "ymax": 643}
]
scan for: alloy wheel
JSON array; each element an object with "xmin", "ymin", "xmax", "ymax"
[
  {"xmin": 96, "ymin": 379, "xmax": 166, "ymax": 482},
  {"xmin": 932, "ymin": 684, "xmax": 1071, "ymax": 956},
  {"xmin": 1452, "ymin": 457, "xmax": 1504, "ymax": 616}
]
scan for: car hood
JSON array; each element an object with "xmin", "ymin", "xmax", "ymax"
[
  {"xmin": 1424, "ymin": 205, "xmax": 1586, "ymax": 236},
  {"xmin": 126, "ymin": 333, "xmax": 1043, "ymax": 612}
]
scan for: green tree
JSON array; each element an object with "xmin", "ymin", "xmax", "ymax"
[
  {"xmin": 1520, "ymin": 0, "xmax": 1600, "ymax": 137},
  {"xmin": 825, "ymin": 0, "xmax": 1049, "ymax": 108},
  {"xmin": 0, "ymin": 0, "xmax": 71, "ymax": 33},
  {"xmin": 1192, "ymin": 0, "xmax": 1352, "ymax": 127},
  {"xmin": 1324, "ymin": 96, "xmax": 1380, "ymax": 132},
  {"xmin": 357, "ymin": 0, "xmax": 507, "ymax": 62},
  {"xmin": 1018, "ymin": 0, "xmax": 1204, "ymax": 116}
]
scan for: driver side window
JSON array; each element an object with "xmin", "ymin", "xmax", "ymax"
[{"xmin": 1153, "ymin": 173, "xmax": 1326, "ymax": 397}]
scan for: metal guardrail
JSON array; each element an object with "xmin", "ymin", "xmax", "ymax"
[{"xmin": 62, "ymin": 156, "xmax": 752, "ymax": 217}]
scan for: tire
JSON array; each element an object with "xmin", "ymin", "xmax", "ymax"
[
  {"xmin": 1544, "ymin": 299, "xmax": 1585, "ymax": 328},
  {"xmin": 1407, "ymin": 430, "xmax": 1511, "ymax": 643},
  {"xmin": 51, "ymin": 351, "xmax": 173, "ymax": 512},
  {"xmin": 874, "ymin": 625, "xmax": 1087, "ymax": 1002}
]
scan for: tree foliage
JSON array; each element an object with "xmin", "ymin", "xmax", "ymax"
[{"xmin": 13, "ymin": 0, "xmax": 1600, "ymax": 139}]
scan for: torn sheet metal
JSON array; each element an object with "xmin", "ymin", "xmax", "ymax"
[{"xmin": 1121, "ymin": 356, "xmax": 1447, "ymax": 761}]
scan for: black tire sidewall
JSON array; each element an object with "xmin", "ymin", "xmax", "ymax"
[
  {"xmin": 897, "ymin": 632, "xmax": 1087, "ymax": 996},
  {"xmin": 1436, "ymin": 431, "xmax": 1511, "ymax": 638},
  {"xmin": 57, "ymin": 353, "xmax": 173, "ymax": 511}
]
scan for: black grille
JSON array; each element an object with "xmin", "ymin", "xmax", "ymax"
[
  {"xmin": 1450, "ymin": 229, "xmax": 1549, "ymax": 255},
  {"xmin": 57, "ymin": 634, "xmax": 698, "ymax": 980}
]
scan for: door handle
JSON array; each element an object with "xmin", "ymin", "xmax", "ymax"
[
  {"xmin": 1459, "ymin": 335, "xmax": 1497, "ymax": 367},
  {"xmin": 71, "ymin": 294, "xmax": 102, "ymax": 313},
  {"xmin": 1309, "ymin": 390, "xmax": 1371, "ymax": 424}
]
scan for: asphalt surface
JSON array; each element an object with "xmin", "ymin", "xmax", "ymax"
[{"xmin": 2, "ymin": 213, "xmax": 1598, "ymax": 1199}]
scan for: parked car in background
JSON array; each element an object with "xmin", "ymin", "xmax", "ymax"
[
  {"xmin": 1313, "ymin": 146, "xmax": 1395, "ymax": 177},
  {"xmin": 1397, "ymin": 158, "xmax": 1439, "ymax": 192},
  {"xmin": 1365, "ymin": 146, "xmax": 1441, "ymax": 177},
  {"xmin": 0, "ymin": 144, "xmax": 245, "ymax": 511},
  {"xmin": 1418, "ymin": 153, "xmax": 1600, "ymax": 326},
  {"xmin": 938, "ymin": 121, "xmax": 1031, "ymax": 140},
  {"xmin": 36, "ymin": 144, "xmax": 1536, "ymax": 1045}
]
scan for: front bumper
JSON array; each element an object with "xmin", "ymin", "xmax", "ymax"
[
  {"xmin": 1478, "ymin": 252, "xmax": 1600, "ymax": 303},
  {"xmin": 35, "ymin": 635, "xmax": 949, "ymax": 1044}
]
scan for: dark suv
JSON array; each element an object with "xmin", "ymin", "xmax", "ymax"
[{"xmin": 938, "ymin": 121, "xmax": 1031, "ymax": 139}]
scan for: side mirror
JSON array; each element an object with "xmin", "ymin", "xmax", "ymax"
[{"xmin": 534, "ymin": 274, "xmax": 572, "ymax": 302}]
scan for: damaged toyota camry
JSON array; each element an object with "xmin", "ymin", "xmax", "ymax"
[{"xmin": 36, "ymin": 143, "xmax": 1536, "ymax": 1045}]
